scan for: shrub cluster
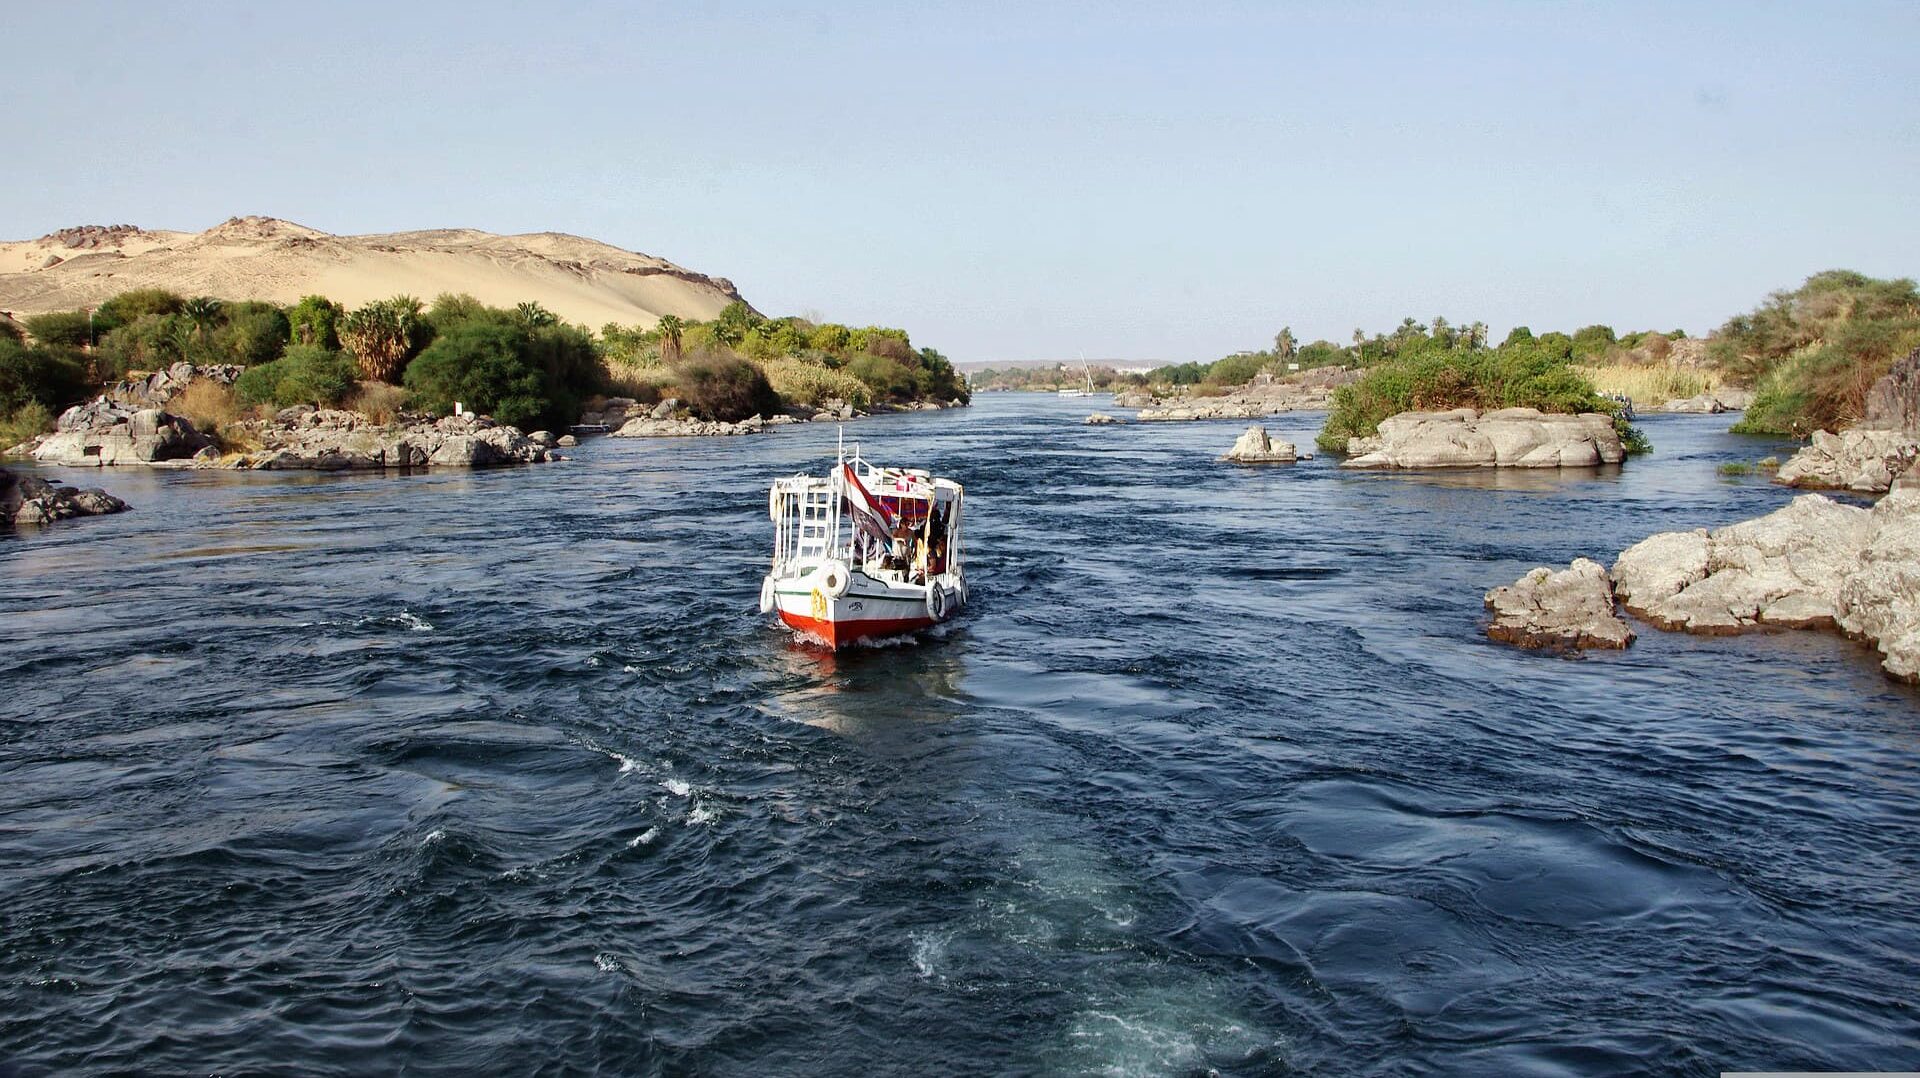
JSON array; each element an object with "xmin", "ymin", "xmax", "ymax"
[
  {"xmin": 668, "ymin": 354, "xmax": 780, "ymax": 422},
  {"xmin": 234, "ymin": 345, "xmax": 359, "ymax": 409},
  {"xmin": 15, "ymin": 285, "xmax": 961, "ymax": 432},
  {"xmin": 1722, "ymin": 271, "xmax": 1920, "ymax": 435},
  {"xmin": 402, "ymin": 299, "xmax": 601, "ymax": 430},
  {"xmin": 599, "ymin": 300, "xmax": 967, "ymax": 417},
  {"xmin": 1316, "ymin": 335, "xmax": 1647, "ymax": 454}
]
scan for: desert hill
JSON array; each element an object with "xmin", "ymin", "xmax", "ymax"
[{"xmin": 0, "ymin": 216, "xmax": 748, "ymax": 329}]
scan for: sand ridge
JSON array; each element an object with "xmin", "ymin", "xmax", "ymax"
[{"xmin": 0, "ymin": 216, "xmax": 748, "ymax": 330}]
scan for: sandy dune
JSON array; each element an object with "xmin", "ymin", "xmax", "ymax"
[{"xmin": 0, "ymin": 216, "xmax": 748, "ymax": 329}]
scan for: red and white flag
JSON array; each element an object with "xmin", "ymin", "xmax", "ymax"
[{"xmin": 838, "ymin": 463, "xmax": 895, "ymax": 545}]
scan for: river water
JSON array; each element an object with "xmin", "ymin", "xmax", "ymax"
[{"xmin": 3, "ymin": 394, "xmax": 1917, "ymax": 1075}]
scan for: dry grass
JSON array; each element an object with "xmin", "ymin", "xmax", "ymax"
[
  {"xmin": 345, "ymin": 381, "xmax": 411, "ymax": 424},
  {"xmin": 762, "ymin": 358, "xmax": 871, "ymax": 410},
  {"xmin": 170, "ymin": 380, "xmax": 245, "ymax": 431},
  {"xmin": 605, "ymin": 358, "xmax": 677, "ymax": 401},
  {"xmin": 1, "ymin": 402, "xmax": 53, "ymax": 452},
  {"xmin": 1576, "ymin": 363, "xmax": 1721, "ymax": 403}
]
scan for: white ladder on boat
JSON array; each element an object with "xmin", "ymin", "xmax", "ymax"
[{"xmin": 794, "ymin": 484, "xmax": 838, "ymax": 561}]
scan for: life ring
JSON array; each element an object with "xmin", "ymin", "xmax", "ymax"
[
  {"xmin": 927, "ymin": 584, "xmax": 949, "ymax": 621},
  {"xmin": 759, "ymin": 575, "xmax": 776, "ymax": 614},
  {"xmin": 768, "ymin": 487, "xmax": 783, "ymax": 523},
  {"xmin": 814, "ymin": 560, "xmax": 850, "ymax": 598}
]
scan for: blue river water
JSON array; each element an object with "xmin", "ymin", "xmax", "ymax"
[{"xmin": 2, "ymin": 394, "xmax": 1917, "ymax": 1075}]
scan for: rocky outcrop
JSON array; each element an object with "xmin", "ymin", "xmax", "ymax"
[
  {"xmin": 576, "ymin": 397, "xmax": 640, "ymax": 430},
  {"xmin": 1837, "ymin": 490, "xmax": 1920, "ymax": 681},
  {"xmin": 1085, "ymin": 413, "xmax": 1120, "ymax": 425},
  {"xmin": 1342, "ymin": 408, "xmax": 1626, "ymax": 469},
  {"xmin": 1133, "ymin": 367, "xmax": 1359, "ymax": 421},
  {"xmin": 1, "ymin": 466, "xmax": 129, "ymax": 526},
  {"xmin": 105, "ymin": 361, "xmax": 244, "ymax": 410},
  {"xmin": 1485, "ymin": 559, "xmax": 1634, "ymax": 650},
  {"xmin": 1659, "ymin": 394, "xmax": 1727, "ymax": 414},
  {"xmin": 238, "ymin": 410, "xmax": 549, "ymax": 469},
  {"xmin": 1863, "ymin": 345, "xmax": 1920, "ymax": 433},
  {"xmin": 1611, "ymin": 495, "xmax": 1867, "ymax": 634},
  {"xmin": 1609, "ymin": 491, "xmax": 1920, "ymax": 680},
  {"xmin": 32, "ymin": 408, "xmax": 213, "ymax": 466},
  {"xmin": 1774, "ymin": 428, "xmax": 1920, "ymax": 494},
  {"xmin": 612, "ymin": 414, "xmax": 766, "ymax": 438},
  {"xmin": 1220, "ymin": 425, "xmax": 1302, "ymax": 463}
]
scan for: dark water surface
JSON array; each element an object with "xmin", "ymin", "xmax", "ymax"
[{"xmin": 4, "ymin": 395, "xmax": 1918, "ymax": 1075}]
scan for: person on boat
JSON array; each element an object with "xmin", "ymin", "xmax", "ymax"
[
  {"xmin": 912, "ymin": 530, "xmax": 931, "ymax": 582},
  {"xmin": 887, "ymin": 517, "xmax": 914, "ymax": 572},
  {"xmin": 926, "ymin": 506, "xmax": 949, "ymax": 574}
]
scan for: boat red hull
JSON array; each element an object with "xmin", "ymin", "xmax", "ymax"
[{"xmin": 778, "ymin": 609, "xmax": 938, "ymax": 649}]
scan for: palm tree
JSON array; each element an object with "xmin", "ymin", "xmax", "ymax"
[
  {"xmin": 516, "ymin": 301, "xmax": 558, "ymax": 329},
  {"xmin": 340, "ymin": 296, "xmax": 424, "ymax": 383},
  {"xmin": 1273, "ymin": 326, "xmax": 1297, "ymax": 360},
  {"xmin": 656, "ymin": 315, "xmax": 684, "ymax": 364},
  {"xmin": 181, "ymin": 296, "xmax": 222, "ymax": 347}
]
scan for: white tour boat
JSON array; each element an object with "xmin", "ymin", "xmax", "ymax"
[{"xmin": 760, "ymin": 442, "xmax": 967, "ymax": 649}]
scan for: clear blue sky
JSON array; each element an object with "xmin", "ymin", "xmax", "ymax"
[{"xmin": 6, "ymin": 1, "xmax": 1917, "ymax": 362}]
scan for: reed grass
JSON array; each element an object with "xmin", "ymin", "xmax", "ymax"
[{"xmin": 1575, "ymin": 364, "xmax": 1720, "ymax": 403}]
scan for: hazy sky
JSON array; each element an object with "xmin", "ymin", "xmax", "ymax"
[{"xmin": 6, "ymin": 1, "xmax": 1917, "ymax": 362}]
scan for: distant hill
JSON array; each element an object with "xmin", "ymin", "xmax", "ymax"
[{"xmin": 0, "ymin": 216, "xmax": 748, "ymax": 329}]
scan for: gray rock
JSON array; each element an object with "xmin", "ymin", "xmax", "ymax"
[
  {"xmin": 611, "ymin": 416, "xmax": 762, "ymax": 438},
  {"xmin": 556, "ymin": 434, "xmax": 578, "ymax": 447},
  {"xmin": 1660, "ymin": 394, "xmax": 1726, "ymax": 414},
  {"xmin": 32, "ymin": 409, "xmax": 211, "ymax": 466},
  {"xmin": 527, "ymin": 430, "xmax": 557, "ymax": 447},
  {"xmin": 1342, "ymin": 408, "xmax": 1625, "ymax": 469},
  {"xmin": 1863, "ymin": 344, "xmax": 1920, "ymax": 434},
  {"xmin": 1085, "ymin": 413, "xmax": 1121, "ymax": 425},
  {"xmin": 1485, "ymin": 558, "xmax": 1635, "ymax": 650},
  {"xmin": 1775, "ymin": 428, "xmax": 1920, "ymax": 494},
  {"xmin": 1, "ymin": 466, "xmax": 130, "ymax": 526},
  {"xmin": 1835, "ymin": 488, "xmax": 1920, "ymax": 680},
  {"xmin": 1612, "ymin": 494, "xmax": 1870, "ymax": 635},
  {"xmin": 649, "ymin": 398, "xmax": 681, "ymax": 420},
  {"xmin": 1610, "ymin": 490, "xmax": 1920, "ymax": 681},
  {"xmin": 1220, "ymin": 425, "xmax": 1302, "ymax": 463}
]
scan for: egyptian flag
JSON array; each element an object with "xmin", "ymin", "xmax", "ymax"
[{"xmin": 838, "ymin": 462, "xmax": 895, "ymax": 545}]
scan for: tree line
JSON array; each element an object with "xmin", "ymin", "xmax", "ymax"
[{"xmin": 0, "ymin": 291, "xmax": 969, "ymax": 444}]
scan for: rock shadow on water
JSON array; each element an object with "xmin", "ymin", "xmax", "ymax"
[{"xmin": 1349, "ymin": 463, "xmax": 1626, "ymax": 493}]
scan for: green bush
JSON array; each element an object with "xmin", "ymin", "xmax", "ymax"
[
  {"xmin": 0, "ymin": 339, "xmax": 90, "ymax": 415},
  {"xmin": 234, "ymin": 345, "xmax": 357, "ymax": 408},
  {"xmin": 847, "ymin": 354, "xmax": 918, "ymax": 402},
  {"xmin": 809, "ymin": 323, "xmax": 852, "ymax": 353},
  {"xmin": 23, "ymin": 310, "xmax": 96, "ymax": 349},
  {"xmin": 404, "ymin": 322, "xmax": 548, "ymax": 427},
  {"xmin": 1, "ymin": 401, "xmax": 55, "ymax": 449},
  {"xmin": 287, "ymin": 295, "xmax": 342, "ymax": 349},
  {"xmin": 1570, "ymin": 324, "xmax": 1617, "ymax": 360},
  {"xmin": 96, "ymin": 313, "xmax": 188, "ymax": 379},
  {"xmin": 213, "ymin": 303, "xmax": 291, "ymax": 366},
  {"xmin": 1204, "ymin": 353, "xmax": 1266, "ymax": 387},
  {"xmin": 671, "ymin": 354, "xmax": 780, "ymax": 421},
  {"xmin": 93, "ymin": 288, "xmax": 184, "ymax": 334},
  {"xmin": 402, "ymin": 300, "xmax": 603, "ymax": 428}
]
